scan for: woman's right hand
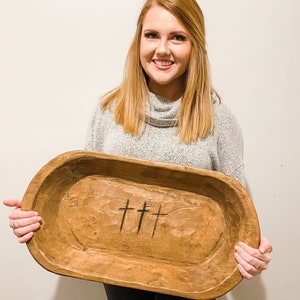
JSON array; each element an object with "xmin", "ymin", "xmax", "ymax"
[{"xmin": 3, "ymin": 199, "xmax": 41, "ymax": 243}]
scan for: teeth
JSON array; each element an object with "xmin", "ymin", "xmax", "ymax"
[{"xmin": 154, "ymin": 60, "xmax": 173, "ymax": 66}]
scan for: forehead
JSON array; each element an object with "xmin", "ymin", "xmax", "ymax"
[{"xmin": 142, "ymin": 5, "xmax": 187, "ymax": 32}]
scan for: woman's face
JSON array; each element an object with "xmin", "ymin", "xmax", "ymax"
[{"xmin": 140, "ymin": 5, "xmax": 192, "ymax": 100}]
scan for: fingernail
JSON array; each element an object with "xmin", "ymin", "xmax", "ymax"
[{"xmin": 259, "ymin": 246, "xmax": 266, "ymax": 253}]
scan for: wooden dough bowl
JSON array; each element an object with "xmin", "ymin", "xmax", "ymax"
[{"xmin": 22, "ymin": 151, "xmax": 260, "ymax": 300}]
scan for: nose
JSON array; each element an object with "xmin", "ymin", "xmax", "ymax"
[{"xmin": 156, "ymin": 38, "xmax": 171, "ymax": 56}]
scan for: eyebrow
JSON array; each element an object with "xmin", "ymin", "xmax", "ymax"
[{"xmin": 142, "ymin": 29, "xmax": 188, "ymax": 35}]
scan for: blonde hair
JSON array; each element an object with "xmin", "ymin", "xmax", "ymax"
[{"xmin": 102, "ymin": 0, "xmax": 216, "ymax": 143}]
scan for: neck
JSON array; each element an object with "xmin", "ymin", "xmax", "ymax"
[{"xmin": 148, "ymin": 82, "xmax": 184, "ymax": 101}]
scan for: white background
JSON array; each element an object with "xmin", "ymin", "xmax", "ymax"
[{"xmin": 1, "ymin": 0, "xmax": 299, "ymax": 299}]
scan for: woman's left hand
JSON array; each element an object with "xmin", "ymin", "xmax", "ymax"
[{"xmin": 234, "ymin": 236, "xmax": 272, "ymax": 279}]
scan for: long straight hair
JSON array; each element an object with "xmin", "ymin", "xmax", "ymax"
[{"xmin": 102, "ymin": 0, "xmax": 216, "ymax": 143}]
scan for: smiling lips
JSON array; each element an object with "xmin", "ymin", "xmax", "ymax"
[{"xmin": 153, "ymin": 59, "xmax": 174, "ymax": 69}]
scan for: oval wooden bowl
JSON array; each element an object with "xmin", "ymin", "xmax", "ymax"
[{"xmin": 22, "ymin": 151, "xmax": 260, "ymax": 299}]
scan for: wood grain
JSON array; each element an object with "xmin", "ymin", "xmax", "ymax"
[{"xmin": 21, "ymin": 151, "xmax": 260, "ymax": 299}]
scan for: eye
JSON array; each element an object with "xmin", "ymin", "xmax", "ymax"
[
  {"xmin": 144, "ymin": 31, "xmax": 158, "ymax": 39},
  {"xmin": 172, "ymin": 34, "xmax": 188, "ymax": 42}
]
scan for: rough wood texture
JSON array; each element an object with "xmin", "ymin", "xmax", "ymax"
[{"xmin": 21, "ymin": 151, "xmax": 260, "ymax": 299}]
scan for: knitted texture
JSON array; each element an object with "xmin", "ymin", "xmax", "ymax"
[{"xmin": 85, "ymin": 93, "xmax": 246, "ymax": 186}]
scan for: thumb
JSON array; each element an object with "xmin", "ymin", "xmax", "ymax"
[
  {"xmin": 258, "ymin": 236, "xmax": 272, "ymax": 254},
  {"xmin": 3, "ymin": 199, "xmax": 22, "ymax": 208}
]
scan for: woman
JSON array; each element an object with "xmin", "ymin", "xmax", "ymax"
[{"xmin": 4, "ymin": 0, "xmax": 272, "ymax": 299}]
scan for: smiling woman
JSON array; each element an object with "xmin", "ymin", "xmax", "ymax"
[
  {"xmin": 139, "ymin": 5, "xmax": 192, "ymax": 100},
  {"xmin": 100, "ymin": 0, "xmax": 214, "ymax": 143},
  {"xmin": 3, "ymin": 0, "xmax": 272, "ymax": 299}
]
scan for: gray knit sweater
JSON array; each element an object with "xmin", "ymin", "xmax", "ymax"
[{"xmin": 85, "ymin": 92, "xmax": 246, "ymax": 186}]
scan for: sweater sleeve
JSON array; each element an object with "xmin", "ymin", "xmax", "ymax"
[
  {"xmin": 214, "ymin": 102, "xmax": 247, "ymax": 187},
  {"xmin": 84, "ymin": 99, "xmax": 104, "ymax": 152}
]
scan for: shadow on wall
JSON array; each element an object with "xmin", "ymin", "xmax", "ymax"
[
  {"xmin": 51, "ymin": 275, "xmax": 266, "ymax": 300},
  {"xmin": 220, "ymin": 276, "xmax": 267, "ymax": 300},
  {"xmin": 51, "ymin": 277, "xmax": 106, "ymax": 300}
]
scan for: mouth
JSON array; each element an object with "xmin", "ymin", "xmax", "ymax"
[{"xmin": 152, "ymin": 59, "xmax": 174, "ymax": 67}]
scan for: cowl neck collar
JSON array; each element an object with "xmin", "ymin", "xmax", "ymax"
[{"xmin": 145, "ymin": 92, "xmax": 181, "ymax": 128}]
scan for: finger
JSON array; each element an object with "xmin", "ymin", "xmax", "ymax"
[
  {"xmin": 259, "ymin": 236, "xmax": 273, "ymax": 254},
  {"xmin": 18, "ymin": 231, "xmax": 34, "ymax": 244},
  {"xmin": 236, "ymin": 242, "xmax": 272, "ymax": 265},
  {"xmin": 236, "ymin": 263, "xmax": 254, "ymax": 280},
  {"xmin": 236, "ymin": 242, "xmax": 258, "ymax": 257},
  {"xmin": 234, "ymin": 251, "xmax": 262, "ymax": 278},
  {"xmin": 9, "ymin": 219, "xmax": 16, "ymax": 229},
  {"xmin": 9, "ymin": 208, "xmax": 39, "ymax": 221},
  {"xmin": 10, "ymin": 215, "xmax": 42, "ymax": 230},
  {"xmin": 236, "ymin": 244, "xmax": 269, "ymax": 269},
  {"xmin": 13, "ymin": 222, "xmax": 41, "ymax": 239},
  {"xmin": 3, "ymin": 199, "xmax": 22, "ymax": 208}
]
